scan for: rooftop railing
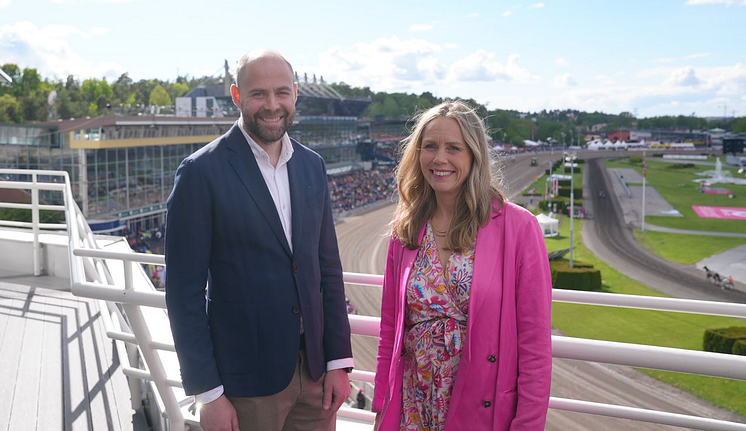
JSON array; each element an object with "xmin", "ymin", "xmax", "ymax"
[{"xmin": 2, "ymin": 168, "xmax": 746, "ymax": 431}]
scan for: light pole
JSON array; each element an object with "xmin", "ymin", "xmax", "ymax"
[
  {"xmin": 566, "ymin": 152, "xmax": 576, "ymax": 268},
  {"xmin": 561, "ymin": 131, "xmax": 566, "ymax": 149}
]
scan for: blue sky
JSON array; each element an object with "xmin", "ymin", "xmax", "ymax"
[{"xmin": 1, "ymin": 0, "xmax": 745, "ymax": 118}]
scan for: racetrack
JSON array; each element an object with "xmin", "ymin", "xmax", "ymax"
[{"xmin": 335, "ymin": 151, "xmax": 745, "ymax": 429}]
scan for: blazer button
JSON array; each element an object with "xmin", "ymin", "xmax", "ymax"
[
  {"xmin": 292, "ymin": 306, "xmax": 300, "ymax": 314},
  {"xmin": 487, "ymin": 355, "xmax": 496, "ymax": 363},
  {"xmin": 293, "ymin": 264, "xmax": 299, "ymax": 273},
  {"xmin": 482, "ymin": 400, "xmax": 492, "ymax": 408}
]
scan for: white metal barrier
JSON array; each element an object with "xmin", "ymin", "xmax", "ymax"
[{"xmin": 2, "ymin": 168, "xmax": 746, "ymax": 431}]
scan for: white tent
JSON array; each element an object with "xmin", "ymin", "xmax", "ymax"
[
  {"xmin": 535, "ymin": 213, "xmax": 559, "ymax": 237},
  {"xmin": 603, "ymin": 140, "xmax": 615, "ymax": 150},
  {"xmin": 586, "ymin": 140, "xmax": 602, "ymax": 151}
]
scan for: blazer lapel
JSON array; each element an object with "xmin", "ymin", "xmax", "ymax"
[
  {"xmin": 468, "ymin": 209, "xmax": 502, "ymax": 342},
  {"xmin": 287, "ymin": 140, "xmax": 307, "ymax": 255},
  {"xmin": 448, "ymin": 209, "xmax": 502, "ymax": 425},
  {"xmin": 226, "ymin": 125, "xmax": 292, "ymax": 256}
]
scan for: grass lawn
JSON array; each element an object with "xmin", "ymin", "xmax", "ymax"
[
  {"xmin": 633, "ymin": 229, "xmax": 746, "ymax": 265},
  {"xmin": 545, "ymin": 214, "xmax": 746, "ymax": 417},
  {"xmin": 605, "ymin": 157, "xmax": 746, "ymax": 233}
]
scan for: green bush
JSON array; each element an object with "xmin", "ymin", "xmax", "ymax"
[
  {"xmin": 558, "ymin": 188, "xmax": 583, "ymax": 199},
  {"xmin": 733, "ymin": 340, "xmax": 746, "ymax": 356},
  {"xmin": 703, "ymin": 327, "xmax": 746, "ymax": 354},
  {"xmin": 668, "ymin": 163, "xmax": 695, "ymax": 169},
  {"xmin": 550, "ymin": 260, "xmax": 602, "ymax": 291}
]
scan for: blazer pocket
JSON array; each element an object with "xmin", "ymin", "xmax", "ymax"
[{"xmin": 207, "ymin": 300, "xmax": 258, "ymax": 375}]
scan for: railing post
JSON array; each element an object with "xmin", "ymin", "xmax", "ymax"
[
  {"xmin": 122, "ymin": 303, "xmax": 186, "ymax": 431},
  {"xmin": 31, "ymin": 173, "xmax": 41, "ymax": 276}
]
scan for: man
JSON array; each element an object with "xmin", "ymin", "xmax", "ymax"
[{"xmin": 165, "ymin": 49, "xmax": 353, "ymax": 431}]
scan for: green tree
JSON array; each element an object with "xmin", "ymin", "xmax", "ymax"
[
  {"xmin": 168, "ymin": 82, "xmax": 189, "ymax": 100},
  {"xmin": 149, "ymin": 84, "xmax": 172, "ymax": 106},
  {"xmin": 733, "ymin": 117, "xmax": 746, "ymax": 133},
  {"xmin": 112, "ymin": 73, "xmax": 133, "ymax": 103},
  {"xmin": 0, "ymin": 94, "xmax": 22, "ymax": 122}
]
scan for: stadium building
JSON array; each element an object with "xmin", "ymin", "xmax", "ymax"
[{"xmin": 0, "ymin": 70, "xmax": 373, "ymax": 233}]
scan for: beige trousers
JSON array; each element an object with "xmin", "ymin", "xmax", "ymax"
[{"xmin": 227, "ymin": 350, "xmax": 336, "ymax": 431}]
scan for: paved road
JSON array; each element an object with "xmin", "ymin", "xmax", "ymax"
[
  {"xmin": 583, "ymin": 157, "xmax": 746, "ymax": 303},
  {"xmin": 336, "ymin": 151, "xmax": 745, "ymax": 429}
]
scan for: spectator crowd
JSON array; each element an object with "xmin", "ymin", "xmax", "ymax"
[{"xmin": 328, "ymin": 167, "xmax": 396, "ymax": 213}]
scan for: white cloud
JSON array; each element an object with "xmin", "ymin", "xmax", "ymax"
[
  {"xmin": 90, "ymin": 27, "xmax": 110, "ymax": 37},
  {"xmin": 448, "ymin": 51, "xmax": 540, "ymax": 83},
  {"xmin": 553, "ymin": 73, "xmax": 577, "ymax": 88},
  {"xmin": 503, "ymin": 10, "xmax": 512, "ymax": 17},
  {"xmin": 468, "ymin": 12, "xmax": 479, "ymax": 18},
  {"xmin": 664, "ymin": 66, "xmax": 701, "ymax": 86},
  {"xmin": 0, "ymin": 0, "xmax": 11, "ymax": 8},
  {"xmin": 0, "ymin": 21, "xmax": 124, "ymax": 80},
  {"xmin": 555, "ymin": 58, "xmax": 569, "ymax": 67},
  {"xmin": 529, "ymin": 2, "xmax": 546, "ymax": 8},
  {"xmin": 595, "ymin": 74, "xmax": 617, "ymax": 85},
  {"xmin": 444, "ymin": 43, "xmax": 459, "ymax": 49},
  {"xmin": 410, "ymin": 23, "xmax": 434, "ymax": 32},
  {"xmin": 685, "ymin": 0, "xmax": 746, "ymax": 5},
  {"xmin": 317, "ymin": 37, "xmax": 445, "ymax": 90},
  {"xmin": 655, "ymin": 52, "xmax": 711, "ymax": 63}
]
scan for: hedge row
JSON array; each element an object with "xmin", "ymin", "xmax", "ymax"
[
  {"xmin": 558, "ymin": 188, "xmax": 583, "ymax": 199},
  {"xmin": 703, "ymin": 326, "xmax": 746, "ymax": 355},
  {"xmin": 734, "ymin": 340, "xmax": 746, "ymax": 356},
  {"xmin": 550, "ymin": 260, "xmax": 602, "ymax": 291}
]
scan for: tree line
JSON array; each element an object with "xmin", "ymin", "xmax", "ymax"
[{"xmin": 1, "ymin": 63, "xmax": 744, "ymax": 146}]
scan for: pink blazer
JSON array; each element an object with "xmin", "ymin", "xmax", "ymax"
[{"xmin": 372, "ymin": 202, "xmax": 552, "ymax": 431}]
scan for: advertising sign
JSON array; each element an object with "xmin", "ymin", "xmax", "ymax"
[{"xmin": 692, "ymin": 206, "xmax": 746, "ymax": 220}]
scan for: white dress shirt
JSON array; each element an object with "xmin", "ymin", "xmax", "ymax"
[{"xmin": 195, "ymin": 121, "xmax": 353, "ymax": 405}]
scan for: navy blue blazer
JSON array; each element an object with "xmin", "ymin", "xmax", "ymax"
[{"xmin": 165, "ymin": 124, "xmax": 352, "ymax": 397}]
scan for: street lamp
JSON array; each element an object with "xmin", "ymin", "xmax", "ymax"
[
  {"xmin": 561, "ymin": 131, "xmax": 566, "ymax": 149},
  {"xmin": 565, "ymin": 151, "xmax": 577, "ymax": 268}
]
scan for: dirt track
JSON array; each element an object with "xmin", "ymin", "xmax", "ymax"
[{"xmin": 335, "ymin": 151, "xmax": 745, "ymax": 429}]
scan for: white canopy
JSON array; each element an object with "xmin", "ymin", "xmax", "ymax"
[{"xmin": 535, "ymin": 213, "xmax": 559, "ymax": 237}]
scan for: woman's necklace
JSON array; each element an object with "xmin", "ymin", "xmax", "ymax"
[{"xmin": 431, "ymin": 222, "xmax": 449, "ymax": 237}]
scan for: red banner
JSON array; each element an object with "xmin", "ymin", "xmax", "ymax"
[{"xmin": 692, "ymin": 206, "xmax": 746, "ymax": 220}]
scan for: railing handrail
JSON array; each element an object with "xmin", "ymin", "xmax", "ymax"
[{"xmin": 3, "ymin": 168, "xmax": 746, "ymax": 431}]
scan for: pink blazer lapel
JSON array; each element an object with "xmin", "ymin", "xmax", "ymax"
[{"xmin": 447, "ymin": 209, "xmax": 503, "ymax": 425}]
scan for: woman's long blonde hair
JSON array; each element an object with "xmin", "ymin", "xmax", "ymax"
[{"xmin": 392, "ymin": 100, "xmax": 506, "ymax": 250}]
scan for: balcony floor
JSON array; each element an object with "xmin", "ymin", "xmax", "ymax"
[{"xmin": 0, "ymin": 269, "xmax": 143, "ymax": 431}]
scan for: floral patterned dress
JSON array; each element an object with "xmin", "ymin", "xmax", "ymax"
[{"xmin": 400, "ymin": 221, "xmax": 476, "ymax": 431}]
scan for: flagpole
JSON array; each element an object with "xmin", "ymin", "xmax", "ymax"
[{"xmin": 642, "ymin": 151, "xmax": 646, "ymax": 232}]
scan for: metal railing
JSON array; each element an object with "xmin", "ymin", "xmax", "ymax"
[{"xmin": 2, "ymin": 168, "xmax": 746, "ymax": 431}]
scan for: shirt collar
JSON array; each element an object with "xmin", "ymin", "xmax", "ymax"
[{"xmin": 237, "ymin": 118, "xmax": 294, "ymax": 164}]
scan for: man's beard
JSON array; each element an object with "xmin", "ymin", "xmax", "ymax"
[{"xmin": 242, "ymin": 108, "xmax": 294, "ymax": 145}]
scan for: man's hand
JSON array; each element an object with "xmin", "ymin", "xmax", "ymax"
[
  {"xmin": 322, "ymin": 369, "xmax": 351, "ymax": 411},
  {"xmin": 199, "ymin": 395, "xmax": 239, "ymax": 431}
]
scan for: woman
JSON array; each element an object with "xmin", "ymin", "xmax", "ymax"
[{"xmin": 372, "ymin": 101, "xmax": 552, "ymax": 431}]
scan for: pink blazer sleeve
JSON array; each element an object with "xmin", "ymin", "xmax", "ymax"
[
  {"xmin": 511, "ymin": 215, "xmax": 553, "ymax": 430},
  {"xmin": 372, "ymin": 236, "xmax": 398, "ymax": 412}
]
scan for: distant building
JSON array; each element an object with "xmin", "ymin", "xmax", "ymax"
[
  {"xmin": 0, "ymin": 82, "xmax": 372, "ymax": 232},
  {"xmin": 630, "ymin": 129, "xmax": 710, "ymax": 146},
  {"xmin": 606, "ymin": 130, "xmax": 630, "ymax": 142}
]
